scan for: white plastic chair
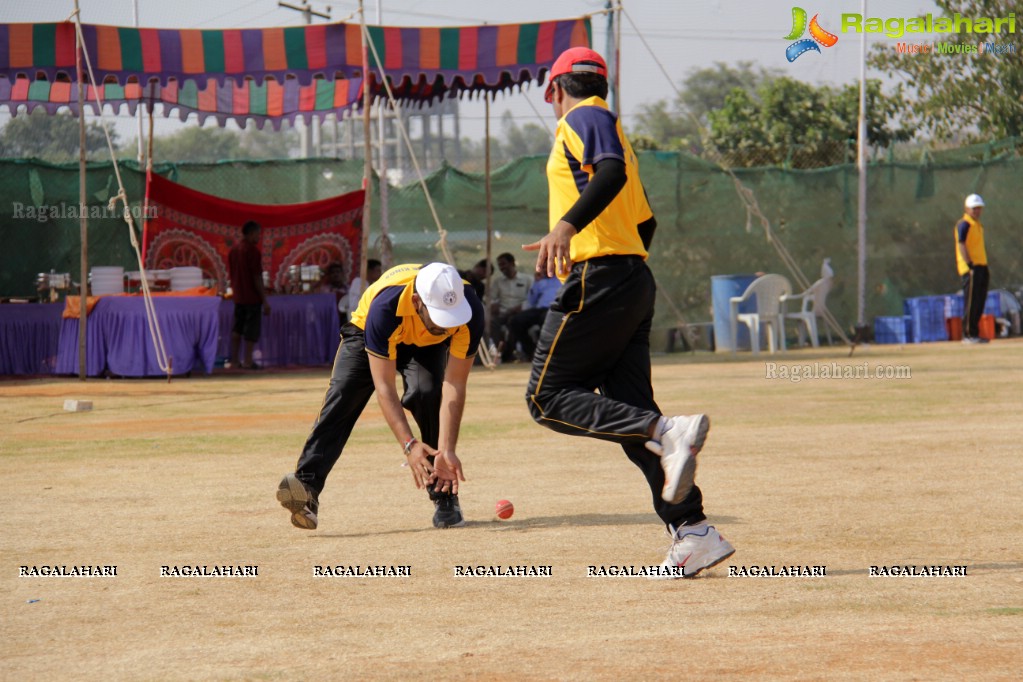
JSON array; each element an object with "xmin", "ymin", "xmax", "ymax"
[
  {"xmin": 729, "ymin": 274, "xmax": 792, "ymax": 354},
  {"xmin": 781, "ymin": 277, "xmax": 834, "ymax": 347}
]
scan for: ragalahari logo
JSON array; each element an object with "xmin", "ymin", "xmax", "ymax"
[{"xmin": 784, "ymin": 7, "xmax": 839, "ymax": 62}]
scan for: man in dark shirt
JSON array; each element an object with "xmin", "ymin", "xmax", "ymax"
[{"xmin": 227, "ymin": 221, "xmax": 271, "ymax": 369}]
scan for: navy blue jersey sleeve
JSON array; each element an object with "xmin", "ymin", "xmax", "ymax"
[
  {"xmin": 564, "ymin": 106, "xmax": 625, "ymax": 167},
  {"xmin": 956, "ymin": 220, "xmax": 970, "ymax": 242},
  {"xmin": 362, "ymin": 286, "xmax": 403, "ymax": 357}
]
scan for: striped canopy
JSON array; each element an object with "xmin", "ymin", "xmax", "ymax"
[
  {"xmin": 0, "ymin": 17, "xmax": 591, "ymax": 98},
  {"xmin": 0, "ymin": 74, "xmax": 363, "ymax": 129}
]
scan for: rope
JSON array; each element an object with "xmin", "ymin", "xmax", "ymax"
[
  {"xmin": 619, "ymin": 5, "xmax": 851, "ymax": 349},
  {"xmin": 72, "ymin": 14, "xmax": 173, "ymax": 378}
]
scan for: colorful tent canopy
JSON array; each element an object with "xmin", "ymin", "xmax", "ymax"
[
  {"xmin": 0, "ymin": 17, "xmax": 591, "ymax": 102},
  {"xmin": 0, "ymin": 74, "xmax": 363, "ymax": 129}
]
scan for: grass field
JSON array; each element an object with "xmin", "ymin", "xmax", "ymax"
[{"xmin": 2, "ymin": 340, "xmax": 1021, "ymax": 680}]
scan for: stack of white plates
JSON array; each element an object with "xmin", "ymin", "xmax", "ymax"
[
  {"xmin": 90, "ymin": 266, "xmax": 125, "ymax": 296},
  {"xmin": 169, "ymin": 266, "xmax": 203, "ymax": 291}
]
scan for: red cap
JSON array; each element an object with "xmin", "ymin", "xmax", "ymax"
[{"xmin": 544, "ymin": 47, "xmax": 608, "ymax": 103}]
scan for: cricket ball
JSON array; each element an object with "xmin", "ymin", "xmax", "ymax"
[{"xmin": 495, "ymin": 499, "xmax": 514, "ymax": 520}]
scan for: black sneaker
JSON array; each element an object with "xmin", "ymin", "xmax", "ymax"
[
  {"xmin": 429, "ymin": 485, "xmax": 466, "ymax": 528},
  {"xmin": 277, "ymin": 473, "xmax": 319, "ymax": 530}
]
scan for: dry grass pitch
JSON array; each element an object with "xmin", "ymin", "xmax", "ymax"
[{"xmin": 2, "ymin": 340, "xmax": 1021, "ymax": 680}]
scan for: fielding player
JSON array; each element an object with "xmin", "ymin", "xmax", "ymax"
[
  {"xmin": 523, "ymin": 47, "xmax": 734, "ymax": 578},
  {"xmin": 277, "ymin": 263, "xmax": 485, "ymax": 529},
  {"xmin": 955, "ymin": 193, "xmax": 990, "ymax": 344}
]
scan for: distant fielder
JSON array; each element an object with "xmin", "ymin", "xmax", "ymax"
[
  {"xmin": 277, "ymin": 263, "xmax": 485, "ymax": 530},
  {"xmin": 523, "ymin": 47, "xmax": 734, "ymax": 578}
]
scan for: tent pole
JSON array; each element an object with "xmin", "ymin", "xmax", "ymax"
[
  {"xmin": 359, "ymin": 0, "xmax": 372, "ymax": 290},
  {"xmin": 75, "ymin": 0, "xmax": 88, "ymax": 381},
  {"xmin": 484, "ymin": 95, "xmax": 494, "ymax": 347}
]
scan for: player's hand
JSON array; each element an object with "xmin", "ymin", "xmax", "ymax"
[
  {"xmin": 405, "ymin": 441, "xmax": 438, "ymax": 489},
  {"xmin": 430, "ymin": 451, "xmax": 466, "ymax": 495},
  {"xmin": 262, "ymin": 302, "xmax": 272, "ymax": 316},
  {"xmin": 523, "ymin": 221, "xmax": 576, "ymax": 278}
]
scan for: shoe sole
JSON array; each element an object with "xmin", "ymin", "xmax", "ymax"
[
  {"xmin": 662, "ymin": 415, "xmax": 710, "ymax": 505},
  {"xmin": 433, "ymin": 518, "xmax": 467, "ymax": 529},
  {"xmin": 682, "ymin": 544, "xmax": 736, "ymax": 579},
  {"xmin": 276, "ymin": 474, "xmax": 318, "ymax": 530}
]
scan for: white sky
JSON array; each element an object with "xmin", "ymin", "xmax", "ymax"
[{"xmin": 1, "ymin": 0, "xmax": 941, "ymax": 142}]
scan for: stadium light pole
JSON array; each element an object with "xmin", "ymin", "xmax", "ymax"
[{"xmin": 856, "ymin": 0, "xmax": 868, "ymax": 334}]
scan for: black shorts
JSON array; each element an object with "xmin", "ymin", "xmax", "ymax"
[{"xmin": 233, "ymin": 304, "xmax": 263, "ymax": 342}]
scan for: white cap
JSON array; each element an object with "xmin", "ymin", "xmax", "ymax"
[
  {"xmin": 415, "ymin": 263, "xmax": 472, "ymax": 328},
  {"xmin": 965, "ymin": 193, "xmax": 985, "ymax": 208}
]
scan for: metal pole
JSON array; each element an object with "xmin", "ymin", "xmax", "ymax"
[
  {"xmin": 359, "ymin": 1, "xmax": 372, "ymax": 288},
  {"xmin": 856, "ymin": 0, "xmax": 868, "ymax": 330},
  {"xmin": 133, "ymin": 0, "xmax": 143, "ymax": 163},
  {"xmin": 376, "ymin": 0, "xmax": 392, "ymax": 268},
  {"xmin": 612, "ymin": 1, "xmax": 622, "ymax": 111},
  {"xmin": 75, "ymin": 0, "xmax": 88, "ymax": 380}
]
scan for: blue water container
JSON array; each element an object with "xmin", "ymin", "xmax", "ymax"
[{"xmin": 711, "ymin": 274, "xmax": 757, "ymax": 352}]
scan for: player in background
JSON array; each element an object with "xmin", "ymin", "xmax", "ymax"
[
  {"xmin": 277, "ymin": 263, "xmax": 485, "ymax": 530},
  {"xmin": 523, "ymin": 47, "xmax": 734, "ymax": 578}
]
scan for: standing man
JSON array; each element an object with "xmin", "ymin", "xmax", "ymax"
[
  {"xmin": 956, "ymin": 194, "xmax": 990, "ymax": 344},
  {"xmin": 227, "ymin": 220, "xmax": 270, "ymax": 370},
  {"xmin": 492, "ymin": 253, "xmax": 532, "ymax": 363},
  {"xmin": 523, "ymin": 47, "xmax": 733, "ymax": 578},
  {"xmin": 277, "ymin": 263, "xmax": 485, "ymax": 530}
]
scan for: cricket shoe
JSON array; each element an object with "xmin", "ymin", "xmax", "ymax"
[
  {"xmin": 645, "ymin": 414, "xmax": 710, "ymax": 504},
  {"xmin": 429, "ymin": 485, "xmax": 466, "ymax": 528},
  {"xmin": 276, "ymin": 473, "xmax": 319, "ymax": 530},
  {"xmin": 651, "ymin": 522, "xmax": 735, "ymax": 580}
]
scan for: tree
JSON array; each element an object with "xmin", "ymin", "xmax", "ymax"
[
  {"xmin": 140, "ymin": 126, "xmax": 242, "ymax": 163},
  {"xmin": 630, "ymin": 62, "xmax": 782, "ymax": 152},
  {"xmin": 497, "ymin": 110, "xmax": 551, "ymax": 160},
  {"xmin": 706, "ymin": 77, "xmax": 912, "ymax": 168},
  {"xmin": 868, "ymin": 0, "xmax": 1023, "ymax": 140},
  {"xmin": 128, "ymin": 123, "xmax": 301, "ymax": 162},
  {"xmin": 0, "ymin": 109, "xmax": 117, "ymax": 162}
]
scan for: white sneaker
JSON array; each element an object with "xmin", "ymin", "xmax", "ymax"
[
  {"xmin": 645, "ymin": 414, "xmax": 710, "ymax": 504},
  {"xmin": 652, "ymin": 522, "xmax": 735, "ymax": 580}
]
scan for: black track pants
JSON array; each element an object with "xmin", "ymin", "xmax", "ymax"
[
  {"xmin": 294, "ymin": 323, "xmax": 446, "ymax": 494},
  {"xmin": 525, "ymin": 255, "xmax": 705, "ymax": 528}
]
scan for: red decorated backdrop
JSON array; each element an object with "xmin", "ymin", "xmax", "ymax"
[{"xmin": 143, "ymin": 174, "xmax": 364, "ymax": 292}]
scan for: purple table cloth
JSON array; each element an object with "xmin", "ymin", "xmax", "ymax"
[
  {"xmin": 55, "ymin": 296, "xmax": 221, "ymax": 377},
  {"xmin": 217, "ymin": 293, "xmax": 341, "ymax": 367},
  {"xmin": 0, "ymin": 303, "xmax": 64, "ymax": 375}
]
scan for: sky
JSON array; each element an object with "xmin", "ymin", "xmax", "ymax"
[{"xmin": 0, "ymin": 0, "xmax": 942, "ymax": 144}]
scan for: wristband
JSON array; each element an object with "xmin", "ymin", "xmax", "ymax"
[{"xmin": 403, "ymin": 437, "xmax": 417, "ymax": 456}]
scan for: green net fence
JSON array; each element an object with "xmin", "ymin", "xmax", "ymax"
[{"xmin": 4, "ymin": 140, "xmax": 1021, "ymax": 348}]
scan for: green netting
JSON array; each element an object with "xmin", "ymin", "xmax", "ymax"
[{"xmin": 4, "ymin": 144, "xmax": 1022, "ymax": 347}]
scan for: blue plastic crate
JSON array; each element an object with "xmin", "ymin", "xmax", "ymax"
[
  {"xmin": 985, "ymin": 290, "xmax": 1001, "ymax": 317},
  {"xmin": 875, "ymin": 315, "xmax": 910, "ymax": 344},
  {"xmin": 944, "ymin": 291, "xmax": 1001, "ymax": 319},
  {"xmin": 944, "ymin": 294, "xmax": 964, "ymax": 319},
  {"xmin": 904, "ymin": 296, "xmax": 948, "ymax": 343}
]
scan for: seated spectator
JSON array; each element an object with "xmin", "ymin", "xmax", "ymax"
[
  {"xmin": 507, "ymin": 271, "xmax": 560, "ymax": 362},
  {"xmin": 318, "ymin": 263, "xmax": 349, "ymax": 297}
]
